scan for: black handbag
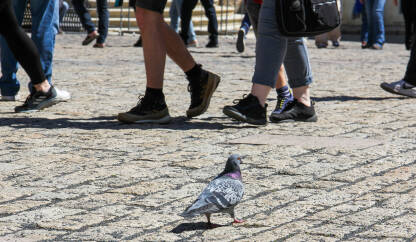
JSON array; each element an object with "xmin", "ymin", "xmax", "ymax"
[{"xmin": 275, "ymin": 0, "xmax": 341, "ymax": 37}]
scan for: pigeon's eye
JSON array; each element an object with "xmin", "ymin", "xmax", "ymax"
[{"xmin": 237, "ymin": 158, "xmax": 241, "ymax": 161}]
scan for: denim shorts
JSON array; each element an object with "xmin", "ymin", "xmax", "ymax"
[{"xmin": 136, "ymin": 0, "xmax": 167, "ymax": 13}]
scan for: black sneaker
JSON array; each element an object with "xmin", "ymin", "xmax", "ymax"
[
  {"xmin": 15, "ymin": 86, "xmax": 70, "ymax": 113},
  {"xmin": 223, "ymin": 94, "xmax": 267, "ymax": 125},
  {"xmin": 206, "ymin": 39, "xmax": 219, "ymax": 48},
  {"xmin": 186, "ymin": 70, "xmax": 220, "ymax": 118},
  {"xmin": 269, "ymin": 99, "xmax": 317, "ymax": 123},
  {"xmin": 117, "ymin": 95, "xmax": 171, "ymax": 124},
  {"xmin": 133, "ymin": 37, "xmax": 142, "ymax": 47},
  {"xmin": 236, "ymin": 29, "xmax": 245, "ymax": 53}
]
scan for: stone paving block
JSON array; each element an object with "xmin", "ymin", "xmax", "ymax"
[{"xmin": 357, "ymin": 213, "xmax": 416, "ymax": 238}]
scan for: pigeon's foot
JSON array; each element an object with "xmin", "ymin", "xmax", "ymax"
[{"xmin": 232, "ymin": 218, "xmax": 244, "ymax": 224}]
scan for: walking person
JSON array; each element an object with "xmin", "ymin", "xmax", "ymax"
[
  {"xmin": 380, "ymin": 31, "xmax": 416, "ymax": 97},
  {"xmin": 223, "ymin": 0, "xmax": 316, "ymax": 125},
  {"xmin": 0, "ymin": 0, "xmax": 70, "ymax": 112},
  {"xmin": 72, "ymin": 0, "xmax": 109, "ymax": 48},
  {"xmin": 241, "ymin": 0, "xmax": 294, "ymax": 115},
  {"xmin": 170, "ymin": 0, "xmax": 198, "ymax": 47},
  {"xmin": 360, "ymin": 0, "xmax": 386, "ymax": 50},
  {"xmin": 117, "ymin": 0, "xmax": 221, "ymax": 124},
  {"xmin": 180, "ymin": 0, "xmax": 219, "ymax": 48}
]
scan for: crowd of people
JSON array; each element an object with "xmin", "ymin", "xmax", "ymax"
[{"xmin": 0, "ymin": 0, "xmax": 415, "ymax": 124}]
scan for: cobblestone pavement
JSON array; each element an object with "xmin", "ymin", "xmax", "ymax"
[{"xmin": 0, "ymin": 34, "xmax": 415, "ymax": 241}]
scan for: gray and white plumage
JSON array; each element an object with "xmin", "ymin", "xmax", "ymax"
[{"xmin": 181, "ymin": 154, "xmax": 244, "ymax": 223}]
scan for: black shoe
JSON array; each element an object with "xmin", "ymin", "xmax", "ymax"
[
  {"xmin": 133, "ymin": 37, "xmax": 142, "ymax": 47},
  {"xmin": 269, "ymin": 99, "xmax": 317, "ymax": 123},
  {"xmin": 236, "ymin": 29, "xmax": 245, "ymax": 53},
  {"xmin": 82, "ymin": 33, "xmax": 98, "ymax": 46},
  {"xmin": 117, "ymin": 95, "xmax": 171, "ymax": 124},
  {"xmin": 186, "ymin": 70, "xmax": 221, "ymax": 118},
  {"xmin": 15, "ymin": 86, "xmax": 70, "ymax": 113},
  {"xmin": 223, "ymin": 94, "xmax": 267, "ymax": 125},
  {"xmin": 206, "ymin": 39, "xmax": 218, "ymax": 48}
]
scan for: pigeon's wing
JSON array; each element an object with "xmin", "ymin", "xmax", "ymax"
[{"xmin": 181, "ymin": 176, "xmax": 244, "ymax": 217}]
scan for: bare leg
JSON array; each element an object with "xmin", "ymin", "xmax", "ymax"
[
  {"xmin": 293, "ymin": 85, "xmax": 311, "ymax": 107},
  {"xmin": 250, "ymin": 83, "xmax": 272, "ymax": 107},
  {"xmin": 275, "ymin": 65, "xmax": 287, "ymax": 89},
  {"xmin": 161, "ymin": 21, "xmax": 195, "ymax": 72},
  {"xmin": 135, "ymin": 8, "xmax": 166, "ymax": 89}
]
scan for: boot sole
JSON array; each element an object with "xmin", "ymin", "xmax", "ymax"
[
  {"xmin": 117, "ymin": 113, "xmax": 172, "ymax": 124},
  {"xmin": 223, "ymin": 108, "xmax": 267, "ymax": 125},
  {"xmin": 269, "ymin": 114, "xmax": 318, "ymax": 123}
]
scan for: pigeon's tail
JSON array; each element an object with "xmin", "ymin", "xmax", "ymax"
[{"xmin": 180, "ymin": 202, "xmax": 206, "ymax": 218}]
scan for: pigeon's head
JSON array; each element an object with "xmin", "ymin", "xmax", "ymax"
[{"xmin": 223, "ymin": 154, "xmax": 243, "ymax": 173}]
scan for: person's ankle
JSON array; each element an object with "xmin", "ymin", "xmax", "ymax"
[
  {"xmin": 34, "ymin": 80, "xmax": 51, "ymax": 93},
  {"xmin": 250, "ymin": 93, "xmax": 265, "ymax": 108},
  {"xmin": 296, "ymin": 97, "xmax": 311, "ymax": 107},
  {"xmin": 88, "ymin": 31, "xmax": 97, "ymax": 37}
]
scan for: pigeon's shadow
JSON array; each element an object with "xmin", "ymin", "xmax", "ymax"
[{"xmin": 171, "ymin": 222, "xmax": 223, "ymax": 233}]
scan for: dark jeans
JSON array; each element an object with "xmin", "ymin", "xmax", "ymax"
[
  {"xmin": 404, "ymin": 38, "xmax": 416, "ymax": 85},
  {"xmin": 180, "ymin": 0, "xmax": 218, "ymax": 42},
  {"xmin": 72, "ymin": 0, "xmax": 109, "ymax": 43}
]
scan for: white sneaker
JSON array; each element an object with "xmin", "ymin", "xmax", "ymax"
[
  {"xmin": 54, "ymin": 88, "xmax": 71, "ymax": 101},
  {"xmin": 186, "ymin": 39, "xmax": 198, "ymax": 48},
  {"xmin": 0, "ymin": 95, "xmax": 16, "ymax": 101},
  {"xmin": 380, "ymin": 79, "xmax": 416, "ymax": 98}
]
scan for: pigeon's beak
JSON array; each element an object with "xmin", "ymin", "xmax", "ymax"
[{"xmin": 238, "ymin": 157, "xmax": 243, "ymax": 164}]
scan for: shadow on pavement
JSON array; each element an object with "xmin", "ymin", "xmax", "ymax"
[
  {"xmin": 314, "ymin": 95, "xmax": 407, "ymax": 102},
  {"xmin": 0, "ymin": 115, "xmax": 259, "ymax": 130},
  {"xmin": 171, "ymin": 222, "xmax": 223, "ymax": 233}
]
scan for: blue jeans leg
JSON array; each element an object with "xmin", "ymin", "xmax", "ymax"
[
  {"xmin": 169, "ymin": 0, "xmax": 179, "ymax": 32},
  {"xmin": 28, "ymin": 0, "xmax": 59, "ymax": 92},
  {"xmin": 240, "ymin": 13, "xmax": 251, "ymax": 34},
  {"xmin": 0, "ymin": 0, "xmax": 27, "ymax": 96},
  {"xmin": 72, "ymin": 0, "xmax": 96, "ymax": 34},
  {"xmin": 96, "ymin": 0, "xmax": 109, "ymax": 44},
  {"xmin": 360, "ymin": 4, "xmax": 368, "ymax": 43},
  {"xmin": 252, "ymin": 0, "xmax": 312, "ymax": 88},
  {"xmin": 365, "ymin": 0, "xmax": 386, "ymax": 45}
]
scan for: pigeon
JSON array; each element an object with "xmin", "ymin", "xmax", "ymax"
[{"xmin": 181, "ymin": 154, "xmax": 244, "ymax": 227}]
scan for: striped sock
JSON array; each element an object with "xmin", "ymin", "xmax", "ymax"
[{"xmin": 276, "ymin": 85, "xmax": 293, "ymax": 99}]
